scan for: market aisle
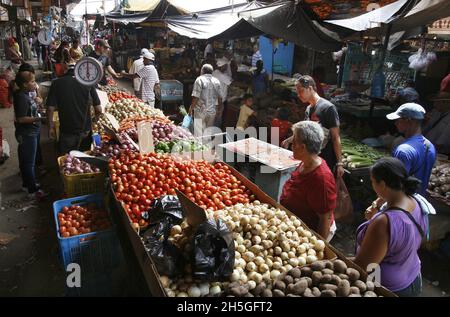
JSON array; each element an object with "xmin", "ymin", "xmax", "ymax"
[{"xmin": 0, "ymin": 60, "xmax": 66, "ymax": 296}]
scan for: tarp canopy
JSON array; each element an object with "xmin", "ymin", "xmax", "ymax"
[
  {"xmin": 70, "ymin": 0, "xmax": 116, "ymax": 18},
  {"xmin": 325, "ymin": 0, "xmax": 409, "ymax": 31},
  {"xmin": 164, "ymin": 1, "xmax": 268, "ymax": 40},
  {"xmin": 120, "ymin": 0, "xmax": 247, "ymax": 13},
  {"xmin": 325, "ymin": 0, "xmax": 450, "ymax": 33},
  {"xmin": 107, "ymin": 0, "xmax": 248, "ymax": 23},
  {"xmin": 240, "ymin": 1, "xmax": 342, "ymax": 52}
]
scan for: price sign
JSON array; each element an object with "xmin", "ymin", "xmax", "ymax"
[
  {"xmin": 104, "ymin": 113, "xmax": 120, "ymax": 132},
  {"xmin": 137, "ymin": 121, "xmax": 154, "ymax": 154},
  {"xmin": 96, "ymin": 89, "xmax": 109, "ymax": 112}
]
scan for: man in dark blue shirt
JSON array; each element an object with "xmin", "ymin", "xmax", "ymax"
[{"xmin": 387, "ymin": 103, "xmax": 437, "ymax": 195}]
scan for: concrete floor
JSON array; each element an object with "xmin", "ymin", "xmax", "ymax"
[{"xmin": 0, "ymin": 61, "xmax": 448, "ymax": 297}]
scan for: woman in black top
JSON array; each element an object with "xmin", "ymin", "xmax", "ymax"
[{"xmin": 13, "ymin": 71, "xmax": 46, "ymax": 200}]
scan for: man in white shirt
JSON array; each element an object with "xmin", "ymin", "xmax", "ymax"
[
  {"xmin": 251, "ymin": 45, "xmax": 262, "ymax": 68},
  {"xmin": 213, "ymin": 57, "xmax": 232, "ymax": 128},
  {"xmin": 122, "ymin": 51, "xmax": 160, "ymax": 107},
  {"xmin": 128, "ymin": 48, "xmax": 149, "ymax": 98},
  {"xmin": 189, "ymin": 64, "xmax": 222, "ymax": 136}
]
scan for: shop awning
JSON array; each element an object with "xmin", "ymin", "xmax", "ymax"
[
  {"xmin": 70, "ymin": 0, "xmax": 116, "ymax": 18},
  {"xmin": 164, "ymin": 1, "xmax": 268, "ymax": 40},
  {"xmin": 324, "ymin": 0, "xmax": 409, "ymax": 31},
  {"xmin": 239, "ymin": 1, "xmax": 342, "ymax": 52},
  {"xmin": 122, "ymin": 0, "xmax": 248, "ymax": 13},
  {"xmin": 325, "ymin": 0, "xmax": 450, "ymax": 33}
]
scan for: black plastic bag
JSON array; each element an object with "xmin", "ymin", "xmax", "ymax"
[
  {"xmin": 140, "ymin": 196, "xmax": 185, "ymax": 277},
  {"xmin": 192, "ymin": 218, "xmax": 235, "ymax": 281},
  {"xmin": 142, "ymin": 219, "xmax": 185, "ymax": 277},
  {"xmin": 146, "ymin": 195, "xmax": 183, "ymax": 224}
]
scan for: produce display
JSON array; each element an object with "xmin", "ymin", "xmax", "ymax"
[
  {"xmin": 92, "ymin": 137, "xmax": 138, "ymax": 158},
  {"xmin": 106, "ymin": 99, "xmax": 164, "ymax": 122},
  {"xmin": 57, "ymin": 205, "xmax": 112, "ymax": 238},
  {"xmin": 109, "ymin": 154, "xmax": 254, "ymax": 226},
  {"xmin": 155, "ymin": 140, "xmax": 208, "ymax": 154},
  {"xmin": 341, "ymin": 137, "xmax": 385, "ymax": 169},
  {"xmin": 108, "ymin": 91, "xmax": 137, "ymax": 103},
  {"xmin": 161, "ymin": 201, "xmax": 329, "ymax": 297},
  {"xmin": 222, "ymin": 259, "xmax": 380, "ymax": 297},
  {"xmin": 429, "ymin": 162, "xmax": 450, "ymax": 200},
  {"xmin": 60, "ymin": 155, "xmax": 100, "ymax": 175},
  {"xmin": 99, "ymin": 84, "xmax": 128, "ymax": 95}
]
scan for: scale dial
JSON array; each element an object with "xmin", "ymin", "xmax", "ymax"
[
  {"xmin": 38, "ymin": 28, "xmax": 52, "ymax": 46},
  {"xmin": 74, "ymin": 57, "xmax": 104, "ymax": 86}
]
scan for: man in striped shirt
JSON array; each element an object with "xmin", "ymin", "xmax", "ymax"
[{"xmin": 122, "ymin": 51, "xmax": 160, "ymax": 107}]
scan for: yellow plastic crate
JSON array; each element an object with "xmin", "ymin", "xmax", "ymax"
[{"xmin": 58, "ymin": 155, "xmax": 105, "ymax": 197}]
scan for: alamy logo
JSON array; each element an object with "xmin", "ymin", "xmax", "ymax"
[
  {"xmin": 367, "ymin": 263, "xmax": 382, "ymax": 287},
  {"xmin": 66, "ymin": 263, "xmax": 81, "ymax": 288}
]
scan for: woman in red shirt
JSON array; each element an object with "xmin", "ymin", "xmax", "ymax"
[{"xmin": 280, "ymin": 121, "xmax": 337, "ymax": 241}]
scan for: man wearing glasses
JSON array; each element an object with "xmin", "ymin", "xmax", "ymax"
[{"xmin": 282, "ymin": 75, "xmax": 345, "ymax": 178}]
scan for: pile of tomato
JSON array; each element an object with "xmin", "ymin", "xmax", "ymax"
[
  {"xmin": 109, "ymin": 152, "xmax": 255, "ymax": 226},
  {"xmin": 57, "ymin": 205, "xmax": 112, "ymax": 238},
  {"xmin": 108, "ymin": 92, "xmax": 137, "ymax": 103}
]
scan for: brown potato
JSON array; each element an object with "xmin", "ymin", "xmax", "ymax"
[
  {"xmin": 312, "ymin": 287, "xmax": 321, "ymax": 297},
  {"xmin": 261, "ymin": 289, "xmax": 273, "ymax": 297},
  {"xmin": 319, "ymin": 283, "xmax": 339, "ymax": 292},
  {"xmin": 312, "ymin": 271, "xmax": 323, "ymax": 285},
  {"xmin": 283, "ymin": 275, "xmax": 294, "ymax": 285},
  {"xmin": 290, "ymin": 267, "xmax": 302, "ymax": 279},
  {"xmin": 286, "ymin": 283, "xmax": 296, "ymax": 295},
  {"xmin": 274, "ymin": 280, "xmax": 286, "ymax": 292},
  {"xmin": 330, "ymin": 275, "xmax": 342, "ymax": 286},
  {"xmin": 311, "ymin": 261, "xmax": 326, "ymax": 271},
  {"xmin": 321, "ymin": 274, "xmax": 333, "ymax": 284},
  {"xmin": 273, "ymin": 289, "xmax": 285, "ymax": 297},
  {"xmin": 303, "ymin": 288, "xmax": 314, "ymax": 297},
  {"xmin": 325, "ymin": 261, "xmax": 334, "ymax": 270},
  {"xmin": 305, "ymin": 277, "xmax": 313, "ymax": 287},
  {"xmin": 322, "ymin": 268, "xmax": 334, "ymax": 275},
  {"xmin": 350, "ymin": 286, "xmax": 361, "ymax": 295},
  {"xmin": 253, "ymin": 282, "xmax": 267, "ymax": 296},
  {"xmin": 364, "ymin": 291, "xmax": 377, "ymax": 297},
  {"xmin": 346, "ymin": 268, "xmax": 361, "ymax": 282},
  {"xmin": 293, "ymin": 279, "xmax": 309, "ymax": 295},
  {"xmin": 338, "ymin": 273, "xmax": 350, "ymax": 281},
  {"xmin": 333, "ymin": 260, "xmax": 347, "ymax": 274},
  {"xmin": 337, "ymin": 280, "xmax": 351, "ymax": 297},
  {"xmin": 353, "ymin": 280, "xmax": 367, "ymax": 293},
  {"xmin": 300, "ymin": 266, "xmax": 312, "ymax": 277},
  {"xmin": 321, "ymin": 289, "xmax": 337, "ymax": 297}
]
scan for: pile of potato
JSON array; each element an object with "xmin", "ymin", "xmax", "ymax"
[
  {"xmin": 160, "ymin": 201, "xmax": 335, "ymax": 297},
  {"xmin": 429, "ymin": 163, "xmax": 450, "ymax": 200},
  {"xmin": 211, "ymin": 201, "xmax": 327, "ymax": 284},
  {"xmin": 223, "ymin": 259, "xmax": 380, "ymax": 297}
]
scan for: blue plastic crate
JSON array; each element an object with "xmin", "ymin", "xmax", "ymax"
[{"xmin": 53, "ymin": 194, "xmax": 122, "ymax": 273}]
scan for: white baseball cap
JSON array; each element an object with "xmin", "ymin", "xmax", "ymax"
[
  {"xmin": 386, "ymin": 103, "xmax": 426, "ymax": 120},
  {"xmin": 143, "ymin": 51, "xmax": 155, "ymax": 61},
  {"xmin": 140, "ymin": 48, "xmax": 149, "ymax": 56}
]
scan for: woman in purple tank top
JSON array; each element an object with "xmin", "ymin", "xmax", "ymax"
[{"xmin": 355, "ymin": 158, "xmax": 426, "ymax": 297}]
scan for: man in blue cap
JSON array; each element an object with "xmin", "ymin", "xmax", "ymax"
[{"xmin": 387, "ymin": 103, "xmax": 436, "ymax": 195}]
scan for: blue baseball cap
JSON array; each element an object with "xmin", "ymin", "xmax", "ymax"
[{"xmin": 386, "ymin": 103, "xmax": 426, "ymax": 120}]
